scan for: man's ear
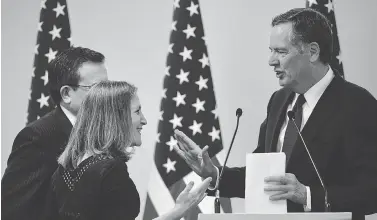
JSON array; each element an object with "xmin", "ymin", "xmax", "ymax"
[
  {"xmin": 60, "ymin": 85, "xmax": 72, "ymax": 104},
  {"xmin": 309, "ymin": 42, "xmax": 320, "ymax": 62}
]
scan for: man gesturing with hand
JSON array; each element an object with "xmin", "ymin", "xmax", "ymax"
[{"xmin": 173, "ymin": 8, "xmax": 377, "ymax": 220}]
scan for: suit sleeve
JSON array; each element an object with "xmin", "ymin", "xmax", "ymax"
[
  {"xmin": 311, "ymin": 92, "xmax": 377, "ymax": 214},
  {"xmin": 41, "ymin": 180, "xmax": 59, "ymax": 220},
  {"xmin": 215, "ymin": 92, "xmax": 277, "ymax": 198},
  {"xmin": 1, "ymin": 127, "xmax": 58, "ymax": 219}
]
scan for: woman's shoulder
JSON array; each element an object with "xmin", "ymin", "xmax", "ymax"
[
  {"xmin": 80, "ymin": 156, "xmax": 129, "ymax": 177},
  {"xmin": 96, "ymin": 156, "xmax": 129, "ymax": 177},
  {"xmin": 54, "ymin": 156, "xmax": 129, "ymax": 181}
]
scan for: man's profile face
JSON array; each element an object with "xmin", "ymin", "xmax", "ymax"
[
  {"xmin": 69, "ymin": 62, "xmax": 108, "ymax": 115},
  {"xmin": 268, "ymin": 22, "xmax": 310, "ymax": 92}
]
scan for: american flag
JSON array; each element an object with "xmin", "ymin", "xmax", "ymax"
[
  {"xmin": 143, "ymin": 0, "xmax": 231, "ymax": 219},
  {"xmin": 27, "ymin": 0, "xmax": 71, "ymax": 124},
  {"xmin": 306, "ymin": 0, "xmax": 344, "ymax": 77}
]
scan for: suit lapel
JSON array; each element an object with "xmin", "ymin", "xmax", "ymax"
[{"xmin": 287, "ymin": 76, "xmax": 344, "ymax": 169}]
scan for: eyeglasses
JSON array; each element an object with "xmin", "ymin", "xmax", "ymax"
[{"xmin": 66, "ymin": 83, "xmax": 97, "ymax": 90}]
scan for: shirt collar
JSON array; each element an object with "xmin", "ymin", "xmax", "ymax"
[
  {"xmin": 296, "ymin": 67, "xmax": 334, "ymax": 109},
  {"xmin": 60, "ymin": 105, "xmax": 76, "ymax": 126}
]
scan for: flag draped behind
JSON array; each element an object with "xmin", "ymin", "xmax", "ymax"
[
  {"xmin": 143, "ymin": 0, "xmax": 232, "ymax": 219},
  {"xmin": 306, "ymin": 0, "xmax": 344, "ymax": 77},
  {"xmin": 27, "ymin": 0, "xmax": 72, "ymax": 124}
]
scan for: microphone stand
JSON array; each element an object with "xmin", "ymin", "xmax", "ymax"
[
  {"xmin": 288, "ymin": 111, "xmax": 331, "ymax": 212},
  {"xmin": 214, "ymin": 108, "xmax": 242, "ymax": 213}
]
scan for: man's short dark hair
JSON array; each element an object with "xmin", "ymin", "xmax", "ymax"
[
  {"xmin": 48, "ymin": 46, "xmax": 105, "ymax": 105},
  {"xmin": 272, "ymin": 8, "xmax": 333, "ymax": 64}
]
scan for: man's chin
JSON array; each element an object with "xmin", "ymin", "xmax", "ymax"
[
  {"xmin": 278, "ymin": 78, "xmax": 292, "ymax": 88},
  {"xmin": 278, "ymin": 79, "xmax": 288, "ymax": 87}
]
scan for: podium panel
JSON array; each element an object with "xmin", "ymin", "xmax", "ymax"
[{"xmin": 198, "ymin": 213, "xmax": 352, "ymax": 220}]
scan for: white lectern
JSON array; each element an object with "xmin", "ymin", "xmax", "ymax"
[{"xmin": 198, "ymin": 213, "xmax": 352, "ymax": 220}]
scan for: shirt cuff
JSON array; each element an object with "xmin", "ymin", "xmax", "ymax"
[
  {"xmin": 206, "ymin": 166, "xmax": 219, "ymax": 191},
  {"xmin": 304, "ymin": 186, "xmax": 311, "ymax": 211}
]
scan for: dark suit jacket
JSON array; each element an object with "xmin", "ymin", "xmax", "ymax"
[
  {"xmin": 217, "ymin": 76, "xmax": 377, "ymax": 219},
  {"xmin": 2, "ymin": 106, "xmax": 72, "ymax": 220}
]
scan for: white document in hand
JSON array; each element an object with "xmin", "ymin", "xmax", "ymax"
[{"xmin": 245, "ymin": 152, "xmax": 287, "ymax": 214}]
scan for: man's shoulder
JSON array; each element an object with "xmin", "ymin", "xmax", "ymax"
[
  {"xmin": 25, "ymin": 109, "xmax": 58, "ymax": 130},
  {"xmin": 18, "ymin": 108, "xmax": 70, "ymax": 141},
  {"xmin": 342, "ymin": 80, "xmax": 376, "ymax": 103},
  {"xmin": 8, "ymin": 107, "xmax": 72, "ymax": 161},
  {"xmin": 327, "ymin": 77, "xmax": 377, "ymax": 115}
]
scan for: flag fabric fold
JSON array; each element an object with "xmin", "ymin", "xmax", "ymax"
[
  {"xmin": 27, "ymin": 0, "xmax": 72, "ymax": 124},
  {"xmin": 143, "ymin": 0, "xmax": 232, "ymax": 219}
]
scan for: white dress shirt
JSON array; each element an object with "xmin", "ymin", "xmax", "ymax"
[
  {"xmin": 277, "ymin": 67, "xmax": 334, "ymax": 211},
  {"xmin": 60, "ymin": 105, "xmax": 76, "ymax": 126}
]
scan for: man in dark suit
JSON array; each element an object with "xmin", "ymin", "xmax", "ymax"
[
  {"xmin": 1, "ymin": 47, "xmax": 108, "ymax": 220},
  {"xmin": 173, "ymin": 8, "xmax": 377, "ymax": 219}
]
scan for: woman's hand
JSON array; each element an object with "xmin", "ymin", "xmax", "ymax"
[{"xmin": 173, "ymin": 177, "xmax": 212, "ymax": 219}]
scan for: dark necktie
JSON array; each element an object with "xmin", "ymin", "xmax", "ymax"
[{"xmin": 282, "ymin": 94, "xmax": 306, "ymax": 163}]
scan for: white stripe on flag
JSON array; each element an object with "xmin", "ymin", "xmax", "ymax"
[
  {"xmin": 148, "ymin": 164, "xmax": 176, "ymax": 216},
  {"xmin": 216, "ymin": 149, "xmax": 223, "ymax": 165},
  {"xmin": 216, "ymin": 151, "xmax": 225, "ymax": 165}
]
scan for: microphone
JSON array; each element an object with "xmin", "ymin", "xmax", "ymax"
[
  {"xmin": 215, "ymin": 108, "xmax": 243, "ymax": 213},
  {"xmin": 287, "ymin": 111, "xmax": 331, "ymax": 212},
  {"xmin": 236, "ymin": 108, "xmax": 243, "ymax": 117}
]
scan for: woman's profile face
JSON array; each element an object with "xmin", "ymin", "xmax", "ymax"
[{"xmin": 130, "ymin": 95, "xmax": 147, "ymax": 146}]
